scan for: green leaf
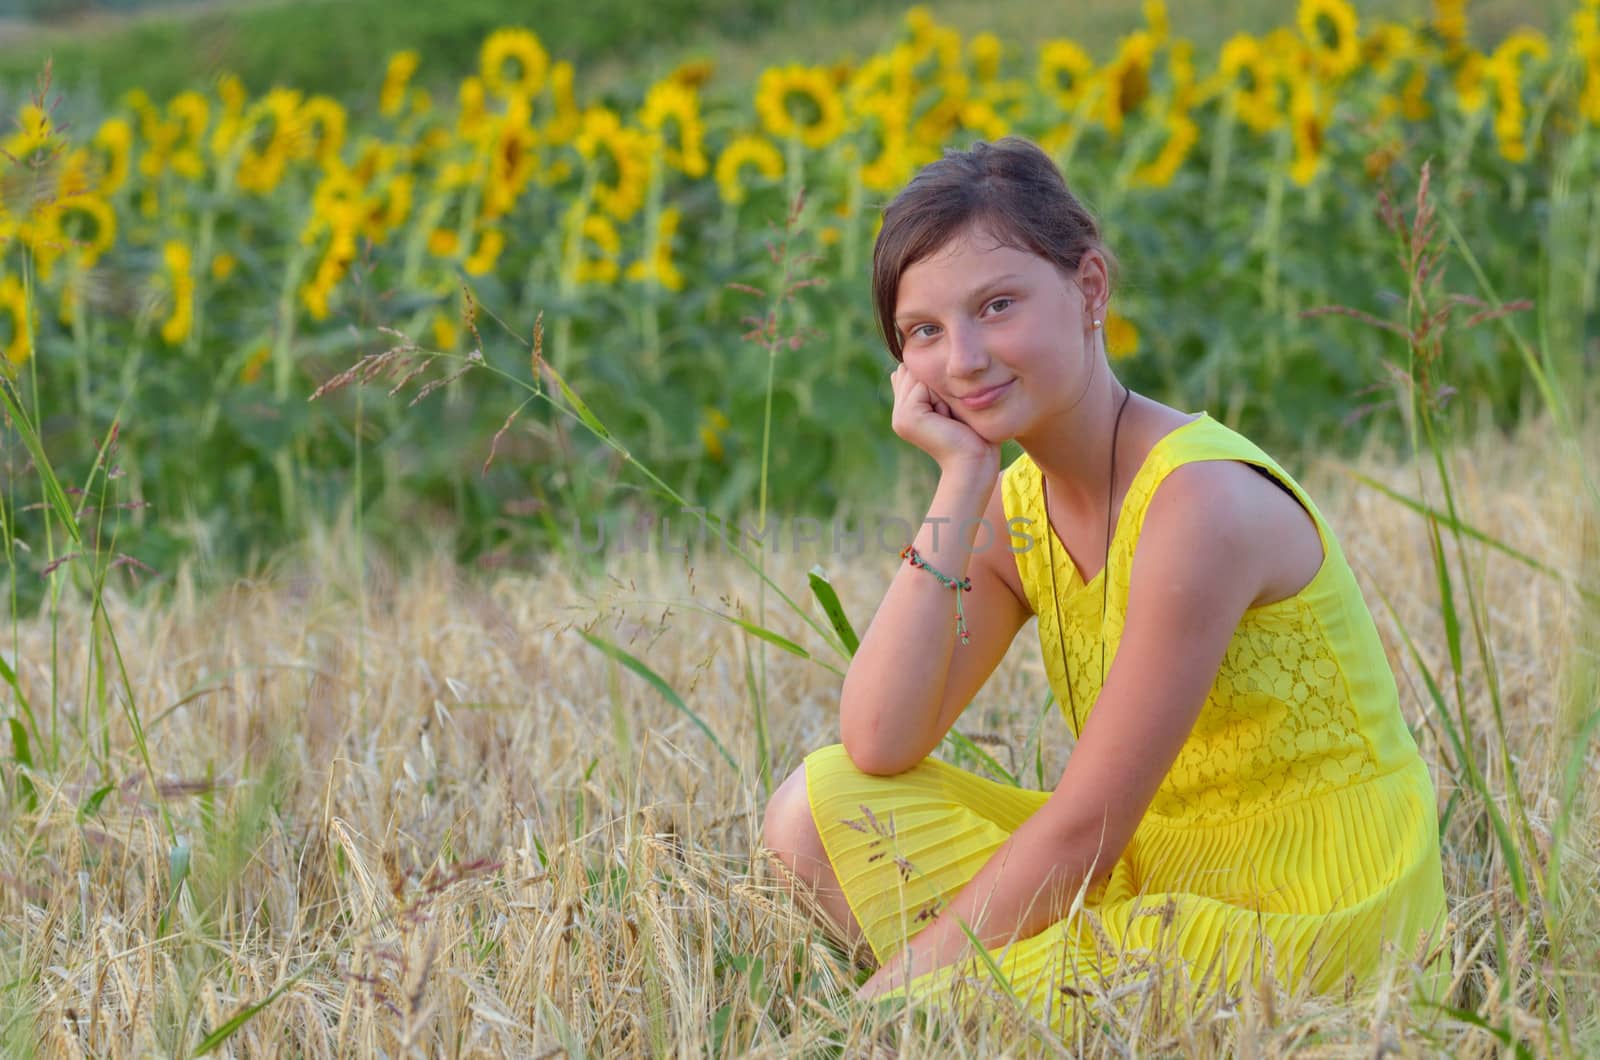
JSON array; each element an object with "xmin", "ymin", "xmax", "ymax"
[
  {"xmin": 539, "ymin": 357, "xmax": 611, "ymax": 441},
  {"xmin": 1421, "ymin": 1001, "xmax": 1534, "ymax": 1060},
  {"xmin": 7, "ymin": 719, "xmax": 36, "ymax": 811},
  {"xmin": 725, "ymin": 614, "xmax": 810, "ymax": 660},
  {"xmin": 942, "ymin": 730, "xmax": 1019, "ymax": 787},
  {"xmin": 1342, "ymin": 468, "xmax": 1595, "ymax": 603},
  {"xmin": 0, "ymin": 380, "xmax": 82, "ymax": 547},
  {"xmin": 193, "ymin": 966, "xmax": 314, "ymax": 1056},
  {"xmin": 79, "ymin": 783, "xmax": 114, "ymax": 820},
  {"xmin": 1427, "ymin": 517, "xmax": 1465, "ymax": 679},
  {"xmin": 807, "ymin": 566, "xmax": 859, "ymax": 657},
  {"xmin": 0, "ymin": 655, "xmax": 31, "ymax": 719},
  {"xmin": 577, "ymin": 630, "xmax": 738, "ymax": 773},
  {"xmin": 6, "ymin": 719, "xmax": 30, "ymax": 769}
]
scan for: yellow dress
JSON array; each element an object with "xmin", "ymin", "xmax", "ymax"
[{"xmin": 804, "ymin": 412, "xmax": 1449, "ymax": 1033}]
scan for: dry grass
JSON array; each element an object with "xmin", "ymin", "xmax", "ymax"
[{"xmin": 1, "ymin": 411, "xmax": 1596, "ymax": 1057}]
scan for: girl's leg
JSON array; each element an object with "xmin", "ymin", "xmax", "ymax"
[{"xmin": 760, "ymin": 761, "xmax": 868, "ymax": 955}]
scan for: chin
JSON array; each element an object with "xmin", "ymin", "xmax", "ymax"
[{"xmin": 971, "ymin": 419, "xmax": 1014, "ymax": 447}]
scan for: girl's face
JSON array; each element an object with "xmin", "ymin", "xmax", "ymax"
[{"xmin": 893, "ymin": 223, "xmax": 1107, "ymax": 444}]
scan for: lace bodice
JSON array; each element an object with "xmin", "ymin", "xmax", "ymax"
[{"xmin": 1000, "ymin": 413, "xmax": 1421, "ymax": 823}]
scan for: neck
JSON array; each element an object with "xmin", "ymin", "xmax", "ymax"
[{"xmin": 1019, "ymin": 364, "xmax": 1134, "ymax": 518}]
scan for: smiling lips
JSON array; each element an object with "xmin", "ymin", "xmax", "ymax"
[{"xmin": 957, "ymin": 378, "xmax": 1015, "ymax": 410}]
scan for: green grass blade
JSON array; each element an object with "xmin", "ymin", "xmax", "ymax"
[
  {"xmin": 6, "ymin": 718, "xmax": 36, "ymax": 810},
  {"xmin": 537, "ymin": 355, "xmax": 611, "ymax": 441},
  {"xmin": 740, "ymin": 636, "xmax": 771, "ymax": 795},
  {"xmin": 1371, "ymin": 583, "xmax": 1528, "ymax": 902},
  {"xmin": 807, "ymin": 566, "xmax": 859, "ymax": 657},
  {"xmin": 1343, "ymin": 468, "xmax": 1595, "ymax": 603},
  {"xmin": 1422, "ymin": 1002, "xmax": 1534, "ymax": 1060},
  {"xmin": 0, "ymin": 381, "xmax": 82, "ymax": 547},
  {"xmin": 78, "ymin": 782, "xmax": 114, "ymax": 820},
  {"xmin": 724, "ymin": 614, "xmax": 810, "ymax": 660},
  {"xmin": 942, "ymin": 730, "xmax": 1019, "ymax": 787},
  {"xmin": 1426, "ymin": 517, "xmax": 1465, "ymax": 678},
  {"xmin": 577, "ymin": 630, "xmax": 738, "ymax": 773},
  {"xmin": 193, "ymin": 966, "xmax": 314, "ymax": 1056}
]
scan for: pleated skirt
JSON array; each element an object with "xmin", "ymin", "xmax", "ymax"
[{"xmin": 804, "ymin": 744, "xmax": 1450, "ymax": 1036}]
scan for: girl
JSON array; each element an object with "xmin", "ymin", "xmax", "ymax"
[{"xmin": 761, "ymin": 137, "xmax": 1448, "ymax": 1033}]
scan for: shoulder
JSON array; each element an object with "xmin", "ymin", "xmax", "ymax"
[
  {"xmin": 1131, "ymin": 461, "xmax": 1286, "ymax": 602},
  {"xmin": 1136, "ymin": 457, "xmax": 1322, "ymax": 611}
]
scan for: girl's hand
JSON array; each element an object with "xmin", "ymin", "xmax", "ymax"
[{"xmin": 889, "ymin": 364, "xmax": 1001, "ymax": 477}]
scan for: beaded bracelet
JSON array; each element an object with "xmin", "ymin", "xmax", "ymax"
[{"xmin": 900, "ymin": 544, "xmax": 972, "ymax": 644}]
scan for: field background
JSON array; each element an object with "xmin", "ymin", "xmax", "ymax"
[{"xmin": 2, "ymin": 0, "xmax": 1598, "ymax": 1055}]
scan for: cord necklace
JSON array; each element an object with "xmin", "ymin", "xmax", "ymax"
[{"xmin": 1042, "ymin": 382, "xmax": 1133, "ymax": 736}]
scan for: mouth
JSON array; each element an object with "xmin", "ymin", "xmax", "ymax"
[{"xmin": 957, "ymin": 379, "xmax": 1015, "ymax": 410}]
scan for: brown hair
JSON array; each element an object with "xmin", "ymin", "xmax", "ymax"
[{"xmin": 871, "ymin": 136, "xmax": 1117, "ymax": 362}]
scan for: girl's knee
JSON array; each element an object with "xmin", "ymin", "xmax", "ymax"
[{"xmin": 761, "ymin": 761, "xmax": 820, "ymax": 861}]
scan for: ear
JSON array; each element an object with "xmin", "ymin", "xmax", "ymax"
[{"xmin": 1076, "ymin": 250, "xmax": 1111, "ymax": 319}]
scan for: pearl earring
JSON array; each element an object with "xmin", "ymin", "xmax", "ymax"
[{"xmin": 1092, "ymin": 319, "xmax": 1102, "ymax": 329}]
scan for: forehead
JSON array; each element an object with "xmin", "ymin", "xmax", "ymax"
[{"xmin": 895, "ymin": 228, "xmax": 1058, "ymax": 311}]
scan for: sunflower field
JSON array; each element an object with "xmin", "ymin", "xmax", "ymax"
[{"xmin": 1, "ymin": 0, "xmax": 1597, "ymax": 583}]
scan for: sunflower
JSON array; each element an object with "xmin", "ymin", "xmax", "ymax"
[
  {"xmin": 236, "ymin": 88, "xmax": 303, "ymax": 195},
  {"xmin": 168, "ymin": 90, "xmax": 210, "ymax": 180},
  {"xmin": 699, "ymin": 407, "xmax": 731, "ymax": 463},
  {"xmin": 211, "ymin": 251, "xmax": 237, "ymax": 282},
  {"xmin": 239, "ymin": 342, "xmax": 271, "ymax": 384},
  {"xmin": 480, "ymin": 28, "xmax": 549, "ymax": 101},
  {"xmin": 1101, "ymin": 31, "xmax": 1156, "ymax": 135},
  {"xmin": 754, "ymin": 64, "xmax": 846, "ymax": 149},
  {"xmin": 1578, "ymin": 5, "xmax": 1600, "ymax": 124},
  {"xmin": 299, "ymin": 96, "xmax": 347, "ymax": 169},
  {"xmin": 575, "ymin": 107, "xmax": 651, "ymax": 221},
  {"xmin": 381, "ymin": 51, "xmax": 420, "ymax": 118},
  {"xmin": 431, "ymin": 311, "xmax": 459, "ymax": 352},
  {"xmin": 1143, "ymin": 0, "xmax": 1169, "ymax": 44},
  {"xmin": 456, "ymin": 76, "xmax": 489, "ymax": 141},
  {"xmin": 849, "ymin": 94, "xmax": 911, "ymax": 193},
  {"xmin": 55, "ymin": 196, "xmax": 117, "ymax": 269},
  {"xmin": 136, "ymin": 111, "xmax": 179, "ymax": 181},
  {"xmin": 639, "ymin": 79, "xmax": 708, "ymax": 178},
  {"xmin": 481, "ymin": 98, "xmax": 540, "ymax": 218},
  {"xmin": 1037, "ymin": 39, "xmax": 1096, "ymax": 113},
  {"xmin": 91, "ymin": 117, "xmax": 133, "ymax": 195},
  {"xmin": 1104, "ymin": 310, "xmax": 1139, "ymax": 360},
  {"xmin": 1452, "ymin": 52, "xmax": 1490, "ymax": 114},
  {"xmin": 464, "ymin": 225, "xmax": 506, "ymax": 277},
  {"xmin": 1132, "ymin": 112, "xmax": 1199, "ymax": 188},
  {"xmin": 1486, "ymin": 30, "xmax": 1552, "ymax": 161},
  {"xmin": 969, "ymin": 32, "xmax": 1004, "ymax": 83},
  {"xmin": 1288, "ymin": 81, "xmax": 1329, "ymax": 186},
  {"xmin": 0, "ymin": 275, "xmax": 31, "ymax": 370},
  {"xmin": 669, "ymin": 58, "xmax": 715, "ymax": 90},
  {"xmin": 625, "ymin": 206, "xmax": 685, "ymax": 291},
  {"xmin": 848, "ymin": 47, "xmax": 917, "ymax": 108},
  {"xmin": 210, "ymin": 73, "xmax": 248, "ymax": 161},
  {"xmin": 159, "ymin": 241, "xmax": 195, "ymax": 345},
  {"xmin": 542, "ymin": 61, "xmax": 583, "ymax": 146},
  {"xmin": 2, "ymin": 101, "xmax": 57, "ymax": 164},
  {"xmin": 1215, "ymin": 33, "xmax": 1283, "ymax": 133},
  {"xmin": 1360, "ymin": 23, "xmax": 1416, "ymax": 78},
  {"xmin": 1298, "ymin": 0, "xmax": 1361, "ymax": 80},
  {"xmin": 572, "ymin": 210, "xmax": 621, "ymax": 286},
  {"xmin": 714, "ymin": 134, "xmax": 784, "ymax": 206},
  {"xmin": 1432, "ymin": 0, "xmax": 1467, "ymax": 54},
  {"xmin": 364, "ymin": 173, "xmax": 414, "ymax": 243}
]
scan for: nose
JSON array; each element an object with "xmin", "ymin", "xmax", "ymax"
[{"xmin": 944, "ymin": 318, "xmax": 989, "ymax": 379}]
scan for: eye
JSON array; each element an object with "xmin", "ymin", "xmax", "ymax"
[
  {"xmin": 984, "ymin": 297, "xmax": 1013, "ymax": 316},
  {"xmin": 908, "ymin": 323, "xmax": 940, "ymax": 340}
]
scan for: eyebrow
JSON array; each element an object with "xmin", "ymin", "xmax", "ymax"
[{"xmin": 895, "ymin": 274, "xmax": 1025, "ymax": 325}]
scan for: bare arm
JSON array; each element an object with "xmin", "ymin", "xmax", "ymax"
[
  {"xmin": 839, "ymin": 466, "xmax": 1033, "ymax": 776},
  {"xmin": 858, "ymin": 461, "xmax": 1275, "ymax": 995}
]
